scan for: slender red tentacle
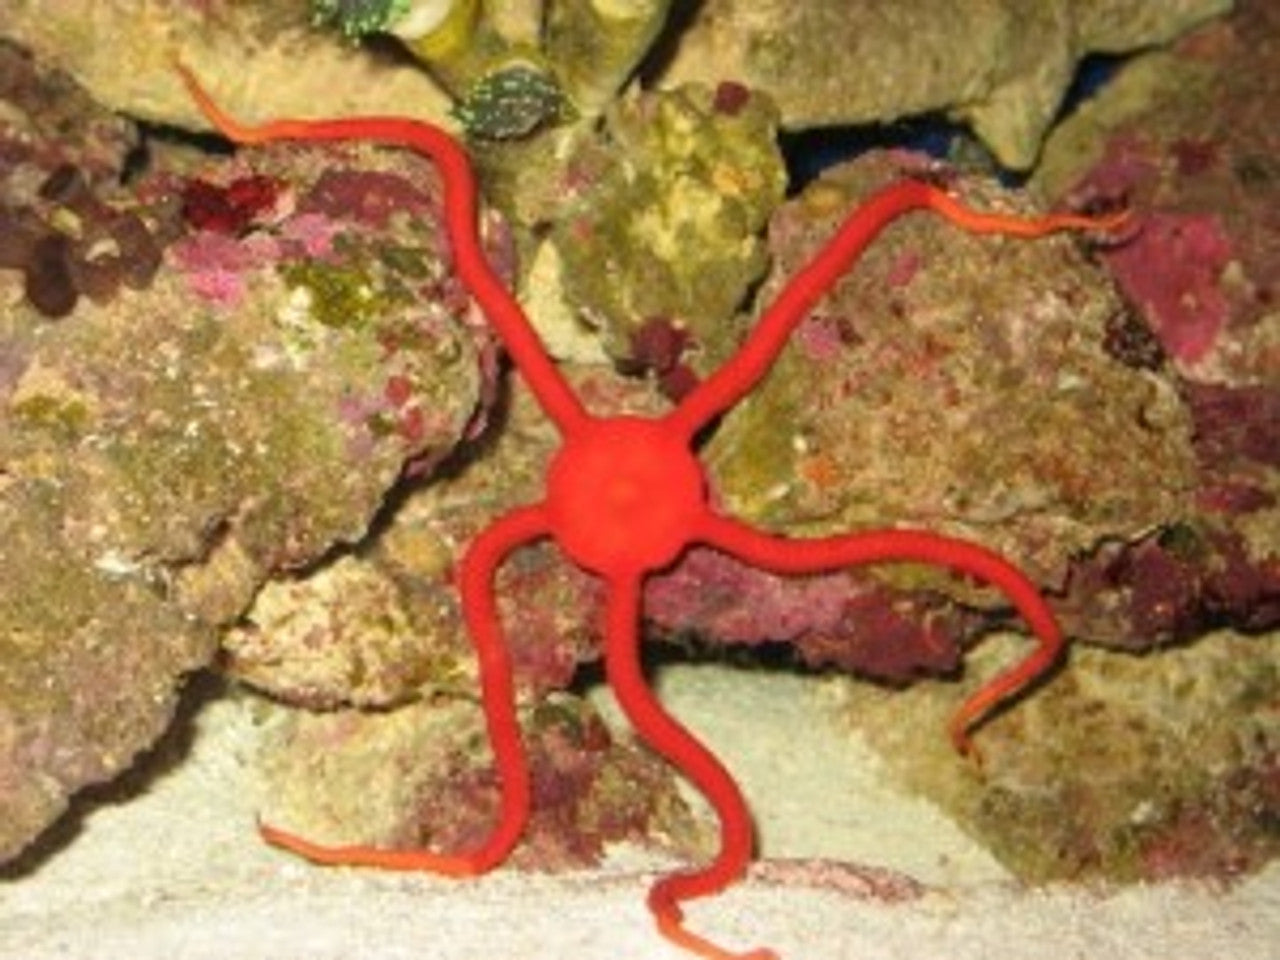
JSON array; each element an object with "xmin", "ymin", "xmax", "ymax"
[
  {"xmin": 602, "ymin": 574, "xmax": 777, "ymax": 960},
  {"xmin": 260, "ymin": 504, "xmax": 550, "ymax": 873},
  {"xmin": 175, "ymin": 62, "xmax": 590, "ymax": 438},
  {"xmin": 668, "ymin": 180, "xmax": 1128, "ymax": 441},
  {"xmin": 694, "ymin": 512, "xmax": 1064, "ymax": 756}
]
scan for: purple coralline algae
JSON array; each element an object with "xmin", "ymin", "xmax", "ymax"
[
  {"xmin": 0, "ymin": 43, "xmax": 163, "ymax": 321},
  {"xmin": 1104, "ymin": 211, "xmax": 1232, "ymax": 365},
  {"xmin": 646, "ymin": 547, "xmax": 976, "ymax": 683}
]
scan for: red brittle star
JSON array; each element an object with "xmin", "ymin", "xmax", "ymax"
[{"xmin": 179, "ymin": 64, "xmax": 1126, "ymax": 960}]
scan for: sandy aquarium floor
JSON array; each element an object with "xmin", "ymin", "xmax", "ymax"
[{"xmin": 1, "ymin": 664, "xmax": 1277, "ymax": 960}]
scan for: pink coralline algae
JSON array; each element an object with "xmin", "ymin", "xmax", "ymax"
[
  {"xmin": 646, "ymin": 548, "xmax": 852, "ymax": 645},
  {"xmin": 791, "ymin": 314, "xmax": 854, "ymax": 364},
  {"xmin": 1031, "ymin": 3, "xmax": 1280, "ymax": 650},
  {"xmin": 1039, "ymin": 4, "xmax": 1279, "ymax": 389},
  {"xmin": 1057, "ymin": 521, "xmax": 1279, "ymax": 654},
  {"xmin": 168, "ymin": 146, "xmax": 469, "ymax": 321},
  {"xmin": 170, "ymin": 229, "xmax": 279, "ymax": 306},
  {"xmin": 298, "ymin": 167, "xmax": 441, "ymax": 230},
  {"xmin": 1103, "ymin": 211, "xmax": 1232, "ymax": 364}
]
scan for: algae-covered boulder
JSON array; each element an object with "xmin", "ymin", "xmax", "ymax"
[
  {"xmin": 699, "ymin": 151, "xmax": 1195, "ymax": 632},
  {"xmin": 834, "ymin": 630, "xmax": 1280, "ymax": 882},
  {"xmin": 0, "ymin": 482, "xmax": 215, "ymax": 864},
  {"xmin": 809, "ymin": 5, "xmax": 1278, "ymax": 878},
  {"xmin": 1033, "ymin": 0, "xmax": 1279, "ymax": 646},
  {"xmin": 224, "ymin": 367, "xmax": 704, "ymax": 867},
  {"xmin": 256, "ymin": 692, "xmax": 705, "ymax": 872},
  {"xmin": 544, "ymin": 83, "xmax": 786, "ymax": 371},
  {"xmin": 0, "ymin": 54, "xmax": 490, "ymax": 863},
  {"xmin": 1035, "ymin": 1, "xmax": 1278, "ymax": 388},
  {"xmin": 223, "ymin": 363, "xmax": 667, "ymax": 710},
  {"xmin": 0, "ymin": 0, "xmax": 452, "ymax": 133}
]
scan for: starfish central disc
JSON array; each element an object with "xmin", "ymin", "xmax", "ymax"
[{"xmin": 546, "ymin": 416, "xmax": 707, "ymax": 576}]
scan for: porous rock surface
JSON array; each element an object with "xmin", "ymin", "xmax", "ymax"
[
  {"xmin": 0, "ymin": 0, "xmax": 452, "ymax": 132},
  {"xmin": 655, "ymin": 0, "xmax": 1232, "ymax": 168},
  {"xmin": 0, "ymin": 56, "xmax": 487, "ymax": 864}
]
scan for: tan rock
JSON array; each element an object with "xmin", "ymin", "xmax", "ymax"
[
  {"xmin": 654, "ymin": 0, "xmax": 1231, "ymax": 168},
  {"xmin": 0, "ymin": 0, "xmax": 452, "ymax": 133}
]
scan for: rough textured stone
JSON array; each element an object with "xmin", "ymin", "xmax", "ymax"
[
  {"xmin": 1034, "ymin": 0, "xmax": 1279, "ymax": 646},
  {"xmin": 0, "ymin": 482, "xmax": 215, "ymax": 865},
  {"xmin": 0, "ymin": 0, "xmax": 452, "ymax": 132},
  {"xmin": 0, "ymin": 72, "xmax": 489, "ymax": 864},
  {"xmin": 547, "ymin": 83, "xmax": 786, "ymax": 367},
  {"xmin": 1035, "ymin": 0, "xmax": 1279, "ymax": 388},
  {"xmin": 833, "ymin": 630, "xmax": 1280, "ymax": 883},
  {"xmin": 235, "ymin": 364, "xmax": 663, "ymax": 708},
  {"xmin": 654, "ymin": 0, "xmax": 1232, "ymax": 168},
  {"xmin": 257, "ymin": 691, "xmax": 706, "ymax": 872},
  {"xmin": 705, "ymin": 152, "xmax": 1196, "ymax": 591}
]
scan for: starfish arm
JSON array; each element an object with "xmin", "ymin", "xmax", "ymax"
[
  {"xmin": 603, "ymin": 574, "xmax": 777, "ymax": 960},
  {"xmin": 669, "ymin": 179, "xmax": 1128, "ymax": 440},
  {"xmin": 260, "ymin": 504, "xmax": 551, "ymax": 874},
  {"xmin": 695, "ymin": 513, "xmax": 1065, "ymax": 757},
  {"xmin": 174, "ymin": 61, "xmax": 589, "ymax": 438}
]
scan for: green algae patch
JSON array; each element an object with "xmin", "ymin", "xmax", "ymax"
[
  {"xmin": 550, "ymin": 84, "xmax": 787, "ymax": 365},
  {"xmin": 279, "ymin": 258, "xmax": 395, "ymax": 332}
]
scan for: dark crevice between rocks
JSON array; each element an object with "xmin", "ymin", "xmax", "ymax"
[
  {"xmin": 777, "ymin": 52, "xmax": 1132, "ymax": 195},
  {"xmin": 779, "ymin": 114, "xmax": 970, "ymax": 196},
  {"xmin": 634, "ymin": 0, "xmax": 710, "ymax": 88}
]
